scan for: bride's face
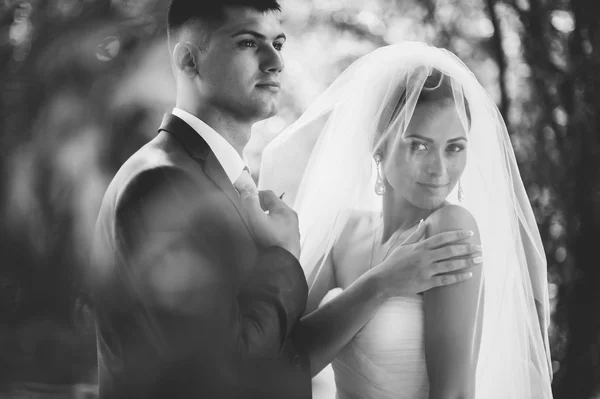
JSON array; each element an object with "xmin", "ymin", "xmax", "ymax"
[{"xmin": 383, "ymin": 102, "xmax": 468, "ymax": 210}]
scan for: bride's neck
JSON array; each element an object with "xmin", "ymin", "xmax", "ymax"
[{"xmin": 380, "ymin": 190, "xmax": 431, "ymax": 243}]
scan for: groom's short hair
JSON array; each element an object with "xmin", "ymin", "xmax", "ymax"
[{"xmin": 167, "ymin": 0, "xmax": 281, "ymax": 52}]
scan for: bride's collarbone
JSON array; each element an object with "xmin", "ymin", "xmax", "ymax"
[{"xmin": 333, "ymin": 227, "xmax": 374, "ymax": 289}]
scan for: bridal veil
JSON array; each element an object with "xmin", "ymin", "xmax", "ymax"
[{"xmin": 259, "ymin": 42, "xmax": 553, "ymax": 398}]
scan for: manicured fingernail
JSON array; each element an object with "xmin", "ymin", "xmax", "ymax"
[
  {"xmin": 473, "ymin": 256, "xmax": 483, "ymax": 264},
  {"xmin": 466, "ymin": 272, "xmax": 473, "ymax": 279},
  {"xmin": 472, "ymin": 244, "xmax": 482, "ymax": 251},
  {"xmin": 465, "ymin": 230, "xmax": 474, "ymax": 237}
]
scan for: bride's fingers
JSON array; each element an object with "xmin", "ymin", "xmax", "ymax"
[
  {"xmin": 420, "ymin": 229, "xmax": 474, "ymax": 249},
  {"xmin": 429, "ymin": 271, "xmax": 473, "ymax": 288},
  {"xmin": 429, "ymin": 244, "xmax": 482, "ymax": 263},
  {"xmin": 430, "ymin": 257, "xmax": 482, "ymax": 277}
]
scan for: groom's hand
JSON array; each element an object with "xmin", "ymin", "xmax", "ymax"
[
  {"xmin": 240, "ymin": 190, "xmax": 301, "ymax": 259},
  {"xmin": 369, "ymin": 220, "xmax": 482, "ymax": 297}
]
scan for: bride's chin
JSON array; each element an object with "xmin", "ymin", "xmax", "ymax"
[{"xmin": 411, "ymin": 197, "xmax": 446, "ymax": 211}]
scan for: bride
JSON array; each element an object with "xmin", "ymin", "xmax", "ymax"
[{"xmin": 259, "ymin": 42, "xmax": 553, "ymax": 398}]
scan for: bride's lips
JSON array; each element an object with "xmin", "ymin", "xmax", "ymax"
[
  {"xmin": 418, "ymin": 182, "xmax": 449, "ymax": 190},
  {"xmin": 256, "ymin": 81, "xmax": 281, "ymax": 92}
]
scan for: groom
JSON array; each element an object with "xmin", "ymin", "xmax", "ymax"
[{"xmin": 90, "ymin": 1, "xmax": 481, "ymax": 398}]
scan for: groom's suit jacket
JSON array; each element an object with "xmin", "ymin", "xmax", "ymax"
[{"xmin": 91, "ymin": 114, "xmax": 311, "ymax": 399}]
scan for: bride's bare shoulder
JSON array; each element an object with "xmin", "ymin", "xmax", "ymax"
[{"xmin": 426, "ymin": 204, "xmax": 480, "ymax": 240}]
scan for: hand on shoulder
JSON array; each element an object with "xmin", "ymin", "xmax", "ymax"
[{"xmin": 426, "ymin": 204, "xmax": 481, "ymax": 246}]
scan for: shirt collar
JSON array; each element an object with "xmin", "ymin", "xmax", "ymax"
[{"xmin": 172, "ymin": 107, "xmax": 247, "ymax": 183}]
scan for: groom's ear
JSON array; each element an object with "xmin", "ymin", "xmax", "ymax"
[{"xmin": 172, "ymin": 42, "xmax": 199, "ymax": 78}]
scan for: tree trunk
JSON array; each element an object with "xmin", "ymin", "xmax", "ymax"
[
  {"xmin": 554, "ymin": 1, "xmax": 600, "ymax": 396},
  {"xmin": 507, "ymin": 0, "xmax": 600, "ymax": 396}
]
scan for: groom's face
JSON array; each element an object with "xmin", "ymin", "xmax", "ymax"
[{"xmin": 194, "ymin": 7, "xmax": 285, "ymax": 123}]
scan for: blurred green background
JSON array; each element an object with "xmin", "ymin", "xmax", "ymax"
[{"xmin": 1, "ymin": 0, "xmax": 599, "ymax": 397}]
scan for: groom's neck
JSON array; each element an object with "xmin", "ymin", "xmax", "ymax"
[{"xmin": 176, "ymin": 100, "xmax": 252, "ymax": 157}]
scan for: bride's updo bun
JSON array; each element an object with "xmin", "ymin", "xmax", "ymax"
[
  {"xmin": 420, "ymin": 69, "xmax": 471, "ymax": 126},
  {"xmin": 422, "ymin": 68, "xmax": 445, "ymax": 91},
  {"xmin": 374, "ymin": 67, "xmax": 471, "ymax": 153},
  {"xmin": 391, "ymin": 68, "xmax": 471, "ymax": 127}
]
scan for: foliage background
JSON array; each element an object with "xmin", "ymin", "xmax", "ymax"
[{"xmin": 1, "ymin": 0, "xmax": 599, "ymax": 397}]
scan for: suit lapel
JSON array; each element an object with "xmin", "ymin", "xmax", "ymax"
[
  {"xmin": 158, "ymin": 113, "xmax": 257, "ymax": 243},
  {"xmin": 158, "ymin": 113, "xmax": 211, "ymax": 160}
]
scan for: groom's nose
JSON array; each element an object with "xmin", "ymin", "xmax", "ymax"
[{"xmin": 259, "ymin": 44, "xmax": 284, "ymax": 74}]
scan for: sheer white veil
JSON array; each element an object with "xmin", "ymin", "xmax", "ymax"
[{"xmin": 259, "ymin": 42, "xmax": 552, "ymax": 397}]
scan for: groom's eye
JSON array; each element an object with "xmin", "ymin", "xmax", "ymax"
[{"xmin": 238, "ymin": 39, "xmax": 257, "ymax": 49}]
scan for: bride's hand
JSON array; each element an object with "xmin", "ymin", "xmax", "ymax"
[{"xmin": 368, "ymin": 220, "xmax": 482, "ymax": 297}]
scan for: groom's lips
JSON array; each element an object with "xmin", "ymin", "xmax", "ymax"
[{"xmin": 256, "ymin": 81, "xmax": 281, "ymax": 91}]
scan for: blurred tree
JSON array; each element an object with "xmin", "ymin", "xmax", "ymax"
[
  {"xmin": 0, "ymin": 0, "xmax": 169, "ymax": 387},
  {"xmin": 491, "ymin": 0, "xmax": 600, "ymax": 397}
]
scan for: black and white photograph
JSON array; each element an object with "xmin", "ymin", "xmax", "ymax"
[{"xmin": 0, "ymin": 0, "xmax": 598, "ymax": 398}]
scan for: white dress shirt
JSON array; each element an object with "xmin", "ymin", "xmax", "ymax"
[{"xmin": 172, "ymin": 107, "xmax": 247, "ymax": 184}]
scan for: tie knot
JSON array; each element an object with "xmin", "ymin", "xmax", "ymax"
[{"xmin": 234, "ymin": 168, "xmax": 258, "ymax": 196}]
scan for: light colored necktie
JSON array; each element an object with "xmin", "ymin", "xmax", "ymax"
[{"xmin": 233, "ymin": 168, "xmax": 258, "ymax": 197}]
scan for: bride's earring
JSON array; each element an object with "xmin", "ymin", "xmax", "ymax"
[
  {"xmin": 458, "ymin": 180, "xmax": 464, "ymax": 202},
  {"xmin": 374, "ymin": 153, "xmax": 386, "ymax": 196}
]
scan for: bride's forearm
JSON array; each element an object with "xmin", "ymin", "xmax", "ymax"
[{"xmin": 298, "ymin": 271, "xmax": 388, "ymax": 377}]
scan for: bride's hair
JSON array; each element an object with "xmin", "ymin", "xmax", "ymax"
[
  {"xmin": 420, "ymin": 69, "xmax": 471, "ymax": 124},
  {"xmin": 374, "ymin": 68, "xmax": 471, "ymax": 155}
]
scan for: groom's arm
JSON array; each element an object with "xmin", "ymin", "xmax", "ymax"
[
  {"xmin": 109, "ymin": 167, "xmax": 307, "ymax": 386},
  {"xmin": 239, "ymin": 246, "xmax": 308, "ymax": 356}
]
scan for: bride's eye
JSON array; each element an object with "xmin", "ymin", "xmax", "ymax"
[
  {"xmin": 446, "ymin": 143, "xmax": 465, "ymax": 153},
  {"xmin": 410, "ymin": 142, "xmax": 428, "ymax": 152}
]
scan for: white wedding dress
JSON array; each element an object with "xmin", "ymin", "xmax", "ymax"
[
  {"xmin": 332, "ymin": 295, "xmax": 429, "ymax": 399},
  {"xmin": 325, "ymin": 213, "xmax": 430, "ymax": 399},
  {"xmin": 318, "ymin": 209, "xmax": 551, "ymax": 399}
]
